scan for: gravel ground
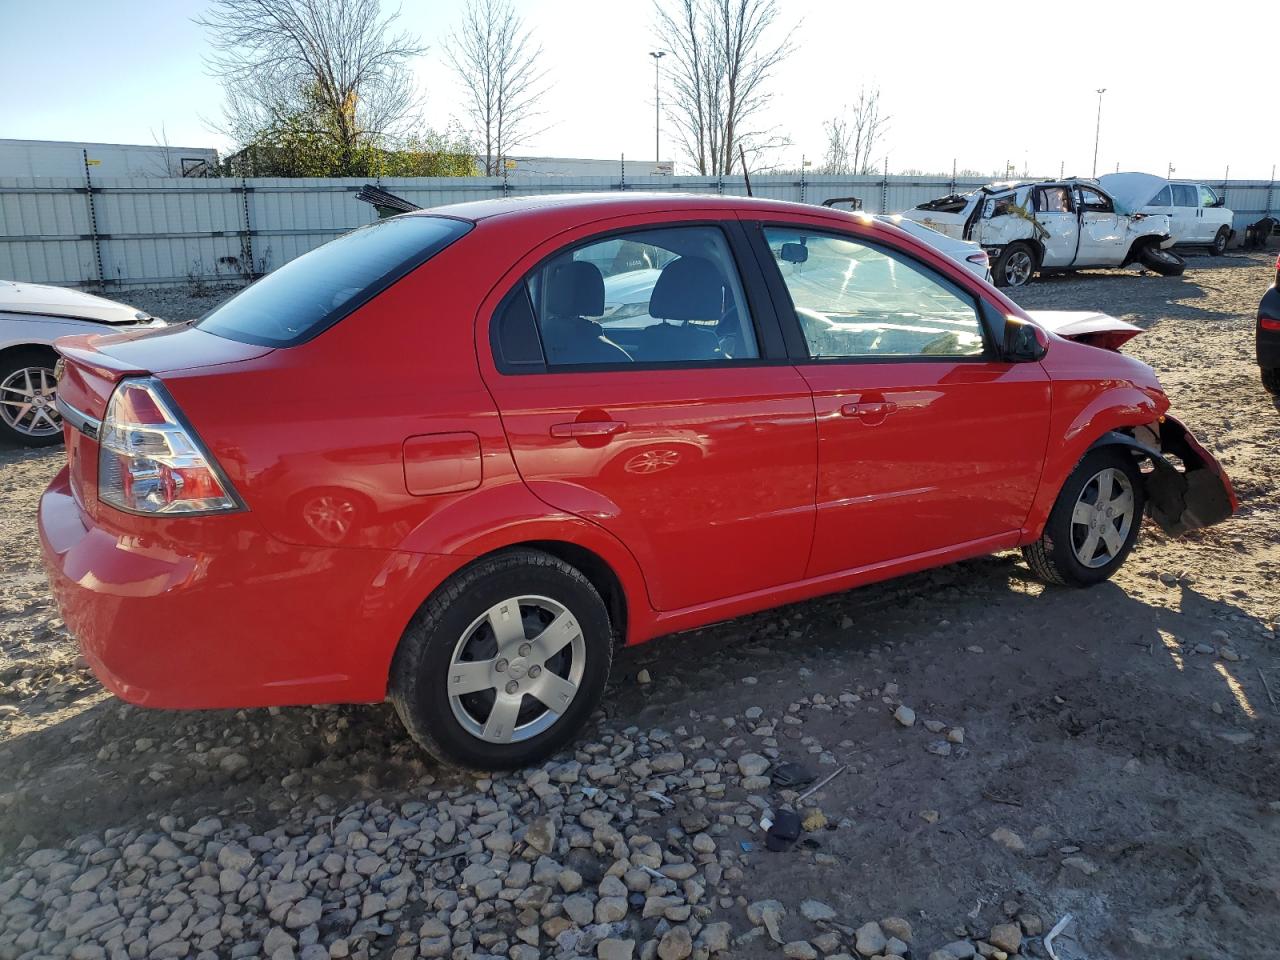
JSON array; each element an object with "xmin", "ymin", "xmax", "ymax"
[{"xmin": 1, "ymin": 253, "xmax": 1278, "ymax": 960}]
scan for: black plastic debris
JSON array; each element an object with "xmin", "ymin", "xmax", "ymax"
[
  {"xmin": 765, "ymin": 808, "xmax": 802, "ymax": 852},
  {"xmin": 771, "ymin": 761, "xmax": 817, "ymax": 789}
]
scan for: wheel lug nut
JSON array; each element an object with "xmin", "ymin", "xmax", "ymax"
[
  {"xmin": 505, "ymin": 680, "xmax": 519, "ymax": 695},
  {"xmin": 518, "ymin": 643, "xmax": 531, "ymax": 657},
  {"xmin": 529, "ymin": 665, "xmax": 541, "ymax": 678},
  {"xmin": 495, "ymin": 659, "xmax": 508, "ymax": 673}
]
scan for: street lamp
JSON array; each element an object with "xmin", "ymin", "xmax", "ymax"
[
  {"xmin": 1091, "ymin": 88, "xmax": 1106, "ymax": 178},
  {"xmin": 649, "ymin": 51, "xmax": 666, "ymax": 164}
]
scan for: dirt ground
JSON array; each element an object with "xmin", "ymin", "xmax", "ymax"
[{"xmin": 1, "ymin": 252, "xmax": 1277, "ymax": 960}]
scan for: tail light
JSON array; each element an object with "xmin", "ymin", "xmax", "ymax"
[{"xmin": 98, "ymin": 378, "xmax": 242, "ymax": 515}]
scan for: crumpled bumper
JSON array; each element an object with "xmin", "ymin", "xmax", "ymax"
[{"xmin": 1143, "ymin": 416, "xmax": 1236, "ymax": 537}]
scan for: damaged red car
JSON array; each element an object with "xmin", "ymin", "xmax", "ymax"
[{"xmin": 39, "ymin": 194, "xmax": 1235, "ymax": 769}]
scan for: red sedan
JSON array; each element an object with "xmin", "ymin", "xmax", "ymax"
[{"xmin": 39, "ymin": 194, "xmax": 1235, "ymax": 769}]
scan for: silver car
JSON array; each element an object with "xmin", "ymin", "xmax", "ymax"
[{"xmin": 0, "ymin": 280, "xmax": 163, "ymax": 446}]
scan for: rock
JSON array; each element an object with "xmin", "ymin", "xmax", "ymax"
[
  {"xmin": 651, "ymin": 752, "xmax": 686, "ymax": 773},
  {"xmin": 940, "ymin": 941, "xmax": 975, "ymax": 959},
  {"xmin": 1063, "ymin": 856, "xmax": 1099, "ymax": 876},
  {"xmin": 747, "ymin": 900, "xmax": 786, "ymax": 944},
  {"xmin": 263, "ymin": 928, "xmax": 296, "ymax": 955},
  {"xmin": 596, "ymin": 896, "xmax": 629, "ymax": 923},
  {"xmin": 564, "ymin": 894, "xmax": 595, "ymax": 926},
  {"xmin": 926, "ymin": 740, "xmax": 952, "ymax": 756},
  {"xmin": 219, "ymin": 752, "xmax": 250, "ymax": 776},
  {"xmin": 737, "ymin": 753, "xmax": 770, "ymax": 777},
  {"xmin": 990, "ymin": 827, "xmax": 1025, "ymax": 854},
  {"xmin": 855, "ymin": 921, "xmax": 886, "ymax": 957},
  {"xmin": 285, "ymin": 898, "xmax": 322, "ymax": 929},
  {"xmin": 559, "ymin": 868, "xmax": 584, "ymax": 893},
  {"xmin": 919, "ymin": 810, "xmax": 940, "ymax": 824},
  {"xmin": 699, "ymin": 922, "xmax": 731, "ymax": 954},
  {"xmin": 881, "ymin": 917, "xmax": 913, "ymax": 942},
  {"xmin": 784, "ymin": 942, "xmax": 818, "ymax": 960},
  {"xmin": 988, "ymin": 923, "xmax": 1021, "ymax": 954},
  {"xmin": 800, "ymin": 899, "xmax": 836, "ymax": 922},
  {"xmin": 658, "ymin": 926, "xmax": 693, "ymax": 960},
  {"xmin": 1019, "ymin": 913, "xmax": 1044, "ymax": 937},
  {"xmin": 524, "ymin": 814, "xmax": 555, "ymax": 855},
  {"xmin": 923, "ymin": 719, "xmax": 946, "ymax": 733},
  {"xmin": 947, "ymin": 727, "xmax": 965, "ymax": 744},
  {"xmin": 637, "ymin": 669, "xmax": 652, "ymax": 684},
  {"xmin": 893, "ymin": 705, "xmax": 916, "ymax": 727},
  {"xmin": 1220, "ymin": 647, "xmax": 1241, "ymax": 662},
  {"xmin": 598, "ymin": 939, "xmax": 635, "ymax": 960}
]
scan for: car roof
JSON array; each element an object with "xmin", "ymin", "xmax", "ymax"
[{"xmin": 416, "ymin": 191, "xmax": 821, "ymax": 224}]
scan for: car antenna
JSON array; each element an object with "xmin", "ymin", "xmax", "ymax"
[{"xmin": 739, "ymin": 146, "xmax": 753, "ymax": 197}]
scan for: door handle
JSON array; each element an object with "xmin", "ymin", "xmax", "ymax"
[
  {"xmin": 840, "ymin": 400, "xmax": 897, "ymax": 420},
  {"xmin": 550, "ymin": 420, "xmax": 627, "ymax": 438}
]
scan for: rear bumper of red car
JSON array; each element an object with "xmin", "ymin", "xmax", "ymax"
[{"xmin": 38, "ymin": 466, "xmax": 449, "ymax": 709}]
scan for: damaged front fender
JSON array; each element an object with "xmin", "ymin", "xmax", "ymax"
[{"xmin": 1091, "ymin": 417, "xmax": 1237, "ymax": 536}]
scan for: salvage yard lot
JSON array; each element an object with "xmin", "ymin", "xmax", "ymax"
[{"xmin": 1, "ymin": 252, "xmax": 1278, "ymax": 959}]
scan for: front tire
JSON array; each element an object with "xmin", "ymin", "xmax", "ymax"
[
  {"xmin": 993, "ymin": 243, "xmax": 1036, "ymax": 288},
  {"xmin": 0, "ymin": 349, "xmax": 63, "ymax": 448},
  {"xmin": 389, "ymin": 549, "xmax": 614, "ymax": 770},
  {"xmin": 1210, "ymin": 227, "xmax": 1230, "ymax": 256},
  {"xmin": 1023, "ymin": 448, "xmax": 1146, "ymax": 587},
  {"xmin": 1137, "ymin": 243, "xmax": 1186, "ymax": 277}
]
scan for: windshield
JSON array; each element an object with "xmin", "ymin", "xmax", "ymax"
[{"xmin": 197, "ymin": 215, "xmax": 471, "ymax": 347}]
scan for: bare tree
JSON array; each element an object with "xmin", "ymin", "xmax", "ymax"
[
  {"xmin": 197, "ymin": 0, "xmax": 425, "ymax": 174},
  {"xmin": 655, "ymin": 0, "xmax": 794, "ymax": 176},
  {"xmin": 446, "ymin": 0, "xmax": 547, "ymax": 176},
  {"xmin": 822, "ymin": 86, "xmax": 889, "ymax": 175}
]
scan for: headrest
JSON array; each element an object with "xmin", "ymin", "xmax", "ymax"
[
  {"xmin": 649, "ymin": 256, "xmax": 725, "ymax": 321},
  {"xmin": 547, "ymin": 261, "xmax": 604, "ymax": 318}
]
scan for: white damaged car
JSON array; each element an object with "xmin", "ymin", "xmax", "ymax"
[
  {"xmin": 902, "ymin": 178, "xmax": 1183, "ymax": 288},
  {"xmin": 0, "ymin": 280, "xmax": 164, "ymax": 446}
]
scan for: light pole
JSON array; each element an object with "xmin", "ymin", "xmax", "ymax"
[
  {"xmin": 1091, "ymin": 88, "xmax": 1106, "ymax": 178},
  {"xmin": 649, "ymin": 51, "xmax": 666, "ymax": 163}
]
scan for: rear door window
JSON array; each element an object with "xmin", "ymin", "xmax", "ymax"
[
  {"xmin": 1172, "ymin": 184, "xmax": 1198, "ymax": 207},
  {"xmin": 493, "ymin": 225, "xmax": 761, "ymax": 369},
  {"xmin": 1148, "ymin": 185, "xmax": 1173, "ymax": 207},
  {"xmin": 198, "ymin": 216, "xmax": 471, "ymax": 347}
]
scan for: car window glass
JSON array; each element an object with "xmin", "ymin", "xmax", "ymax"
[
  {"xmin": 1076, "ymin": 187, "xmax": 1113, "ymax": 213},
  {"xmin": 1036, "ymin": 186, "xmax": 1071, "ymax": 213},
  {"xmin": 986, "ymin": 194, "xmax": 1019, "ymax": 218},
  {"xmin": 1172, "ymin": 184, "xmax": 1198, "ymax": 207},
  {"xmin": 510, "ymin": 225, "xmax": 760, "ymax": 368},
  {"xmin": 197, "ymin": 216, "xmax": 471, "ymax": 347},
  {"xmin": 764, "ymin": 227, "xmax": 986, "ymax": 360},
  {"xmin": 1199, "ymin": 185, "xmax": 1219, "ymax": 208},
  {"xmin": 1148, "ymin": 185, "xmax": 1173, "ymax": 207}
]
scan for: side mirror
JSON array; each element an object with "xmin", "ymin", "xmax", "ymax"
[
  {"xmin": 1003, "ymin": 315, "xmax": 1048, "ymax": 362},
  {"xmin": 1213, "ymin": 196, "xmax": 1226, "ymax": 208},
  {"xmin": 780, "ymin": 242, "xmax": 809, "ymax": 264}
]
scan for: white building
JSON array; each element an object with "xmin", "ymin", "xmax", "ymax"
[{"xmin": 0, "ymin": 139, "xmax": 220, "ymax": 179}]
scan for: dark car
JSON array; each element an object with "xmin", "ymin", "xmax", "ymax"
[{"xmin": 1258, "ymin": 253, "xmax": 1280, "ymax": 407}]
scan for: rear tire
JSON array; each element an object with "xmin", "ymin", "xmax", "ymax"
[
  {"xmin": 1262, "ymin": 367, "xmax": 1280, "ymax": 397},
  {"xmin": 389, "ymin": 549, "xmax": 614, "ymax": 770},
  {"xmin": 1023, "ymin": 448, "xmax": 1146, "ymax": 588},
  {"xmin": 1137, "ymin": 243, "xmax": 1186, "ymax": 277},
  {"xmin": 0, "ymin": 348, "xmax": 63, "ymax": 448},
  {"xmin": 1210, "ymin": 227, "xmax": 1230, "ymax": 256},
  {"xmin": 993, "ymin": 243, "xmax": 1036, "ymax": 288}
]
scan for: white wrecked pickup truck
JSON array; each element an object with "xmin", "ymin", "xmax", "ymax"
[{"xmin": 901, "ymin": 178, "xmax": 1183, "ymax": 288}]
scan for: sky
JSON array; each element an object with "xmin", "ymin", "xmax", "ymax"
[{"xmin": 3, "ymin": 0, "xmax": 1277, "ymax": 180}]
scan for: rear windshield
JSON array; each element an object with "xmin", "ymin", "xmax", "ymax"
[{"xmin": 197, "ymin": 215, "xmax": 471, "ymax": 347}]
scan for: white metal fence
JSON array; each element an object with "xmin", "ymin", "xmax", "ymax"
[{"xmin": 1, "ymin": 172, "xmax": 1276, "ymax": 289}]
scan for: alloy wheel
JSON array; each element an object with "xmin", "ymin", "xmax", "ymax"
[
  {"xmin": 1070, "ymin": 467, "xmax": 1136, "ymax": 568},
  {"xmin": 1005, "ymin": 251, "xmax": 1033, "ymax": 286},
  {"xmin": 0, "ymin": 366, "xmax": 60, "ymax": 438},
  {"xmin": 447, "ymin": 595, "xmax": 586, "ymax": 744}
]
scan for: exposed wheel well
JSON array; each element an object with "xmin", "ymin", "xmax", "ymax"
[
  {"xmin": 1123, "ymin": 235, "xmax": 1160, "ymax": 266},
  {"xmin": 0, "ymin": 343, "xmax": 58, "ymax": 369}
]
